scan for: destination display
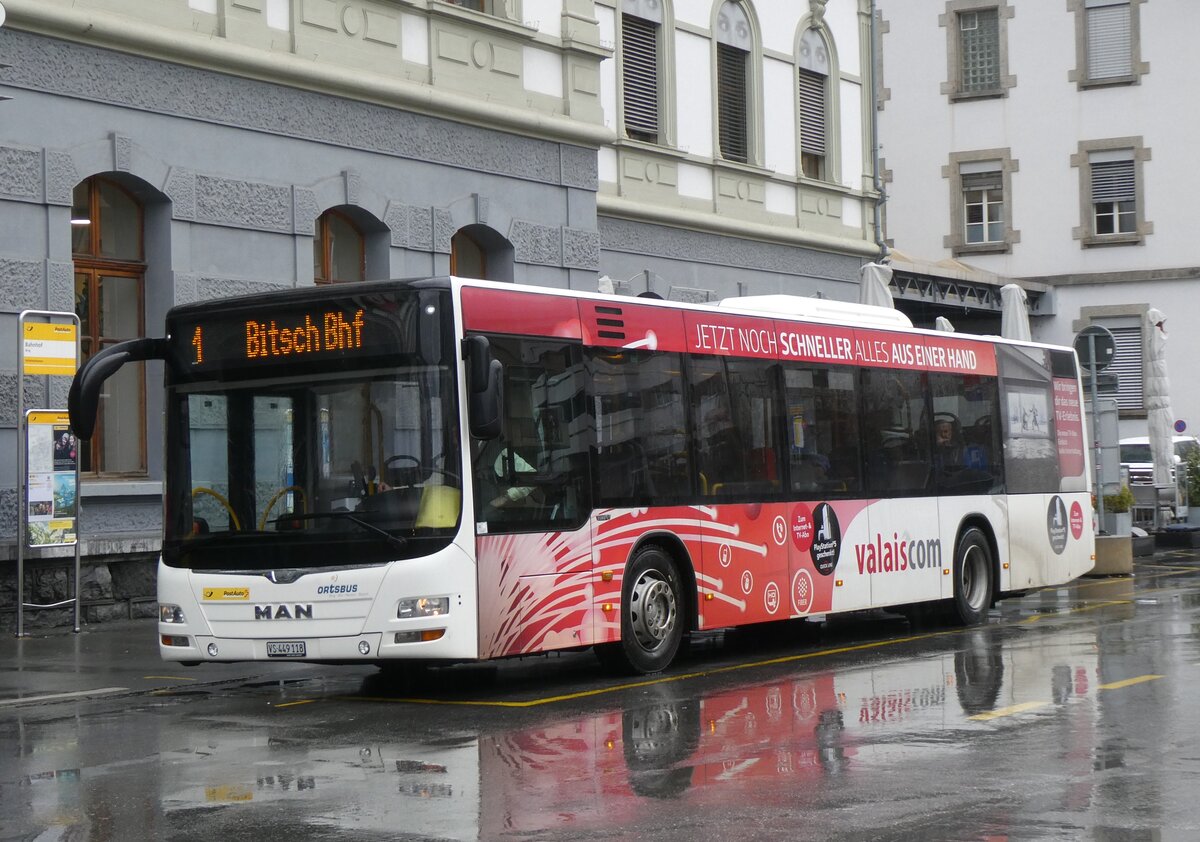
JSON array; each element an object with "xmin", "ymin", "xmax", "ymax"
[{"xmin": 169, "ymin": 292, "xmax": 427, "ymax": 377}]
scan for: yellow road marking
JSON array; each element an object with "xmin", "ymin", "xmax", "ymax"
[
  {"xmin": 144, "ymin": 675, "xmax": 197, "ymax": 681},
  {"xmin": 969, "ymin": 701, "xmax": 1047, "ymax": 721},
  {"xmin": 274, "ymin": 699, "xmax": 316, "ymax": 708},
  {"xmin": 1099, "ymin": 674, "xmax": 1163, "ymax": 691},
  {"xmin": 1018, "ymin": 599, "xmax": 1130, "ymax": 624}
]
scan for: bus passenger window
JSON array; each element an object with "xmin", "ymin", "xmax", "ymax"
[
  {"xmin": 861, "ymin": 369, "xmax": 929, "ymax": 495},
  {"xmin": 472, "ymin": 335, "xmax": 591, "ymax": 531},
  {"xmin": 783, "ymin": 364, "xmax": 860, "ymax": 496},
  {"xmin": 590, "ymin": 348, "xmax": 690, "ymax": 505}
]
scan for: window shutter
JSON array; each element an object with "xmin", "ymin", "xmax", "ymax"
[
  {"xmin": 1086, "ymin": 2, "xmax": 1132, "ymax": 79},
  {"xmin": 798, "ymin": 68, "xmax": 826, "ymax": 156},
  {"xmin": 622, "ymin": 16, "xmax": 659, "ymax": 142},
  {"xmin": 718, "ymin": 43, "xmax": 748, "ymax": 163},
  {"xmin": 1109, "ymin": 326, "xmax": 1144, "ymax": 411},
  {"xmin": 962, "ymin": 171, "xmax": 1002, "ymax": 191},
  {"xmin": 1091, "ymin": 159, "xmax": 1135, "ymax": 203}
]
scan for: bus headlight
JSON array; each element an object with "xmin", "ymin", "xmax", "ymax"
[
  {"xmin": 397, "ymin": 597, "xmax": 449, "ymax": 619},
  {"xmin": 160, "ymin": 604, "xmax": 186, "ymax": 624}
]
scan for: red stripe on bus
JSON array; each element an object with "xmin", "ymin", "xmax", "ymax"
[
  {"xmin": 684, "ymin": 311, "xmax": 997, "ymax": 375},
  {"xmin": 461, "ymin": 287, "xmax": 582, "ymax": 339}
]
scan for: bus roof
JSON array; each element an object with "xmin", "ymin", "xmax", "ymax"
[{"xmin": 717, "ymin": 294, "xmax": 914, "ymax": 329}]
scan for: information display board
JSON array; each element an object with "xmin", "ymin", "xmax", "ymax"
[{"xmin": 25, "ymin": 410, "xmax": 78, "ymax": 547}]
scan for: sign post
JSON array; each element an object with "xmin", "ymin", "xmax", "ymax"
[
  {"xmin": 17, "ymin": 311, "xmax": 82, "ymax": 636},
  {"xmin": 1074, "ymin": 325, "xmax": 1117, "ymax": 533}
]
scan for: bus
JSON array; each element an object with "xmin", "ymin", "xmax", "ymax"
[{"xmin": 67, "ymin": 277, "xmax": 1095, "ymax": 674}]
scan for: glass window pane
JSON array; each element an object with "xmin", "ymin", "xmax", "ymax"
[
  {"xmin": 959, "ymin": 8, "xmax": 1000, "ymax": 92},
  {"xmin": 592, "ymin": 348, "xmax": 689, "ymax": 504},
  {"xmin": 98, "ymin": 275, "xmax": 140, "ymax": 340},
  {"xmin": 452, "ymin": 231, "xmax": 485, "ymax": 280},
  {"xmin": 474, "ymin": 337, "xmax": 591, "ymax": 528},
  {"xmin": 71, "ymin": 183, "xmax": 92, "ymax": 254},
  {"xmin": 784, "ymin": 364, "xmax": 860, "ymax": 495},
  {"xmin": 328, "ymin": 214, "xmax": 364, "ymax": 283},
  {"xmin": 189, "ymin": 395, "xmax": 234, "ymax": 531},
  {"xmin": 97, "ymin": 180, "xmax": 141, "ymax": 260},
  {"xmin": 861, "ymin": 368, "xmax": 929, "ymax": 494},
  {"xmin": 101, "ymin": 359, "xmax": 144, "ymax": 473},
  {"xmin": 313, "ymin": 229, "xmax": 325, "ymax": 282},
  {"xmin": 74, "ymin": 272, "xmax": 92, "ymax": 340}
]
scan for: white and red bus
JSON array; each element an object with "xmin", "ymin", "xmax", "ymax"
[{"xmin": 68, "ymin": 277, "xmax": 1094, "ymax": 673}]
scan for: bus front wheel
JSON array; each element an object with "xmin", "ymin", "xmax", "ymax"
[
  {"xmin": 951, "ymin": 527, "xmax": 994, "ymax": 626},
  {"xmin": 597, "ymin": 546, "xmax": 684, "ymax": 675}
]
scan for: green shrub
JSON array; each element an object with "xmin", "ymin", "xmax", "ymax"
[
  {"xmin": 1186, "ymin": 449, "xmax": 1200, "ymax": 506},
  {"xmin": 1103, "ymin": 485, "xmax": 1135, "ymax": 513}
]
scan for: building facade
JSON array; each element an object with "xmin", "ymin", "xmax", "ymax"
[
  {"xmin": 0, "ymin": 0, "xmax": 881, "ymax": 625},
  {"xmin": 877, "ymin": 0, "xmax": 1197, "ymax": 439}
]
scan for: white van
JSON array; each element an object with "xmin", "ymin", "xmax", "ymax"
[{"xmin": 1118, "ymin": 435, "xmax": 1200, "ymax": 485}]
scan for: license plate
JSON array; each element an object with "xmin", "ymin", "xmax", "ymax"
[{"xmin": 266, "ymin": 640, "xmax": 306, "ymax": 658}]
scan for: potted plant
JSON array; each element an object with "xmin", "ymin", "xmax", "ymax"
[{"xmin": 1101, "ymin": 485, "xmax": 1134, "ymax": 535}]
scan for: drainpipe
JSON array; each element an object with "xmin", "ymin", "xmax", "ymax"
[{"xmin": 869, "ymin": 0, "xmax": 889, "ymax": 261}]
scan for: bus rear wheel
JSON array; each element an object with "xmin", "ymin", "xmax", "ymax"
[
  {"xmin": 597, "ymin": 546, "xmax": 685, "ymax": 675},
  {"xmin": 951, "ymin": 527, "xmax": 994, "ymax": 626}
]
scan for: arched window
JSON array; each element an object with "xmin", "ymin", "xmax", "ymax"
[
  {"xmin": 451, "ymin": 229, "xmax": 486, "ymax": 279},
  {"xmin": 71, "ymin": 176, "xmax": 146, "ymax": 475},
  {"xmin": 450, "ymin": 224, "xmax": 514, "ymax": 282},
  {"xmin": 798, "ymin": 27, "xmax": 831, "ymax": 180},
  {"xmin": 715, "ymin": 1, "xmax": 754, "ymax": 164},
  {"xmin": 313, "ymin": 209, "xmax": 365, "ymax": 284}
]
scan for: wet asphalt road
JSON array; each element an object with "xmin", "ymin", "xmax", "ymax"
[{"xmin": 3, "ymin": 552, "xmax": 1200, "ymax": 841}]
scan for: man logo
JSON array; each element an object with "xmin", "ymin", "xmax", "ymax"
[{"xmin": 254, "ymin": 604, "xmax": 313, "ymax": 620}]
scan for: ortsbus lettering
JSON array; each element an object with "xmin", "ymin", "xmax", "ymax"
[{"xmin": 855, "ymin": 533, "xmax": 943, "ymax": 575}]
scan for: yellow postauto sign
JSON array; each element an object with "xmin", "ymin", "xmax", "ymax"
[
  {"xmin": 23, "ymin": 322, "xmax": 77, "ymax": 375},
  {"xmin": 202, "ymin": 587, "xmax": 251, "ymax": 601}
]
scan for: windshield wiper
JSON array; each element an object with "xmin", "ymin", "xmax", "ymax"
[{"xmin": 277, "ymin": 512, "xmax": 408, "ymax": 550}]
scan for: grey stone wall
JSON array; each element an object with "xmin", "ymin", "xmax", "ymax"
[
  {"xmin": 0, "ymin": 30, "xmax": 601, "ymax": 627},
  {"xmin": 596, "ymin": 217, "xmax": 864, "ymax": 302},
  {"xmin": 0, "ymin": 553, "xmax": 158, "ymax": 633}
]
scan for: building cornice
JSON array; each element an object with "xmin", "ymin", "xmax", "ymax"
[{"xmin": 597, "ymin": 195, "xmax": 879, "ymax": 258}]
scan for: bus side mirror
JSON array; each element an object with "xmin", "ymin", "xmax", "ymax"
[
  {"xmin": 463, "ymin": 336, "xmax": 503, "ymax": 440},
  {"xmin": 68, "ymin": 337, "xmax": 168, "ymax": 440}
]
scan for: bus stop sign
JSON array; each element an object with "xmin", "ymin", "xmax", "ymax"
[{"xmin": 1074, "ymin": 325, "xmax": 1116, "ymax": 371}]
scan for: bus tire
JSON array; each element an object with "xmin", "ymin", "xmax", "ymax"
[
  {"xmin": 598, "ymin": 546, "xmax": 685, "ymax": 675},
  {"xmin": 951, "ymin": 527, "xmax": 993, "ymax": 626}
]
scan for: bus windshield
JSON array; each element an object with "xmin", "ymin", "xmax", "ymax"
[{"xmin": 162, "ymin": 286, "xmax": 461, "ymax": 571}]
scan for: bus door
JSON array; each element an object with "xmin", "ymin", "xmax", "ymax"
[
  {"xmin": 590, "ymin": 347, "xmax": 702, "ymax": 630},
  {"xmin": 472, "ymin": 335, "xmax": 595, "ymax": 657},
  {"xmin": 781, "ymin": 363, "xmax": 872, "ymax": 617},
  {"xmin": 860, "ymin": 369, "xmax": 942, "ymax": 609},
  {"xmin": 688, "ymin": 357, "xmax": 790, "ymax": 626}
]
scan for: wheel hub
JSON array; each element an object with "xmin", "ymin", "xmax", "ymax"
[{"xmin": 630, "ymin": 572, "xmax": 677, "ymax": 650}]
